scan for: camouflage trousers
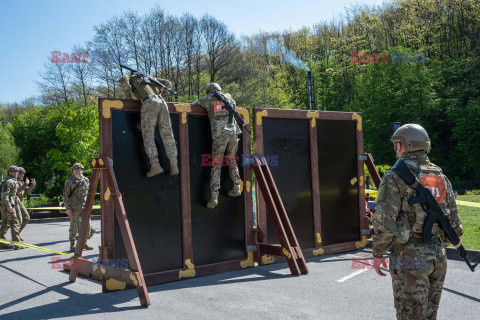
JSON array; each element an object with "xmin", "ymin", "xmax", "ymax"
[
  {"xmin": 69, "ymin": 208, "xmax": 92, "ymax": 241},
  {"xmin": 210, "ymin": 134, "xmax": 241, "ymax": 193},
  {"xmin": 141, "ymin": 96, "xmax": 178, "ymax": 165},
  {"xmin": 15, "ymin": 201, "xmax": 30, "ymax": 234},
  {"xmin": 390, "ymin": 241, "xmax": 447, "ymax": 320},
  {"xmin": 0, "ymin": 206, "xmax": 21, "ymax": 243}
]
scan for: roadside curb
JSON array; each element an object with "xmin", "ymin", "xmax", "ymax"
[
  {"xmin": 366, "ymin": 239, "xmax": 479, "ymax": 262},
  {"xmin": 28, "ymin": 215, "xmax": 101, "ymax": 224},
  {"xmin": 446, "ymin": 247, "xmax": 480, "ymax": 262}
]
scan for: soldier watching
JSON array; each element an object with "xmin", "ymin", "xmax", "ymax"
[
  {"xmin": 15, "ymin": 167, "xmax": 36, "ymax": 241},
  {"xmin": 372, "ymin": 124, "xmax": 463, "ymax": 319},
  {"xmin": 0, "ymin": 166, "xmax": 23, "ymax": 250},
  {"xmin": 194, "ymin": 83, "xmax": 242, "ymax": 209},
  {"xmin": 119, "ymin": 73, "xmax": 179, "ymax": 177},
  {"xmin": 63, "ymin": 163, "xmax": 95, "ymax": 252}
]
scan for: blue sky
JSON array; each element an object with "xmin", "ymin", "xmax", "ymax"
[{"xmin": 0, "ymin": 0, "xmax": 387, "ymax": 103}]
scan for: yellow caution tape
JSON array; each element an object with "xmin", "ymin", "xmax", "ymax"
[
  {"xmin": 27, "ymin": 205, "xmax": 100, "ymax": 210},
  {"xmin": 0, "ymin": 239, "xmax": 74, "ymax": 257},
  {"xmin": 456, "ymin": 200, "xmax": 480, "ymax": 208}
]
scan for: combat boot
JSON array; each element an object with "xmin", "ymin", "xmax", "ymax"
[
  {"xmin": 207, "ymin": 192, "xmax": 219, "ymax": 209},
  {"xmin": 228, "ymin": 184, "xmax": 242, "ymax": 197},
  {"xmin": 69, "ymin": 239, "xmax": 76, "ymax": 252},
  {"xmin": 14, "ymin": 245, "xmax": 25, "ymax": 250},
  {"xmin": 87, "ymin": 228, "xmax": 96, "ymax": 239},
  {"xmin": 146, "ymin": 162, "xmax": 164, "ymax": 177},
  {"xmin": 83, "ymin": 243, "xmax": 93, "ymax": 250},
  {"xmin": 170, "ymin": 162, "xmax": 179, "ymax": 175}
]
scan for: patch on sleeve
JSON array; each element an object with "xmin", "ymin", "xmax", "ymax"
[
  {"xmin": 213, "ymin": 100, "xmax": 228, "ymax": 114},
  {"xmin": 419, "ymin": 173, "xmax": 446, "ymax": 204}
]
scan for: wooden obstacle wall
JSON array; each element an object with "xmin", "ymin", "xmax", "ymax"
[{"xmin": 99, "ymin": 98, "xmax": 254, "ymax": 287}]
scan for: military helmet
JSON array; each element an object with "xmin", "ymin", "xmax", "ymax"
[
  {"xmin": 72, "ymin": 163, "xmax": 84, "ymax": 170},
  {"xmin": 18, "ymin": 167, "xmax": 26, "ymax": 174},
  {"xmin": 391, "ymin": 123, "xmax": 431, "ymax": 153},
  {"xmin": 206, "ymin": 83, "xmax": 221, "ymax": 94},
  {"xmin": 8, "ymin": 165, "xmax": 19, "ymax": 173}
]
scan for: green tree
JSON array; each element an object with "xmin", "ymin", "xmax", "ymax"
[{"xmin": 0, "ymin": 124, "xmax": 19, "ymax": 176}]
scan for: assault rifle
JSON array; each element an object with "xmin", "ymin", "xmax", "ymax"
[
  {"xmin": 211, "ymin": 90, "xmax": 251, "ymax": 134},
  {"xmin": 120, "ymin": 64, "xmax": 177, "ymax": 95},
  {"xmin": 392, "ymin": 158, "xmax": 478, "ymax": 272}
]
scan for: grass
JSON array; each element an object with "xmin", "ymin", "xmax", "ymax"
[{"xmin": 456, "ymin": 195, "xmax": 480, "ymax": 250}]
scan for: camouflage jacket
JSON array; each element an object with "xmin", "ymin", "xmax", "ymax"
[
  {"xmin": 1, "ymin": 176, "xmax": 19, "ymax": 208},
  {"xmin": 63, "ymin": 175, "xmax": 89, "ymax": 210},
  {"xmin": 16, "ymin": 179, "xmax": 35, "ymax": 200},
  {"xmin": 372, "ymin": 151, "xmax": 462, "ymax": 258},
  {"xmin": 119, "ymin": 74, "xmax": 172, "ymax": 101},
  {"xmin": 194, "ymin": 92, "xmax": 241, "ymax": 138}
]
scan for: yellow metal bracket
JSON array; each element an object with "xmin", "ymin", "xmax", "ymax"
[
  {"xmin": 352, "ymin": 113, "xmax": 362, "ymax": 131},
  {"xmin": 307, "ymin": 111, "xmax": 319, "ymax": 127},
  {"xmin": 174, "ymin": 103, "xmax": 192, "ymax": 124},
  {"xmin": 316, "ymin": 233, "xmax": 322, "ymax": 244},
  {"xmin": 91, "ymin": 158, "xmax": 104, "ymax": 168},
  {"xmin": 313, "ymin": 248, "xmax": 324, "ymax": 256},
  {"xmin": 350, "ymin": 177, "xmax": 358, "ymax": 185},
  {"xmin": 236, "ymin": 108, "xmax": 250, "ymax": 125},
  {"xmin": 355, "ymin": 235, "xmax": 368, "ymax": 249},
  {"xmin": 104, "ymin": 187, "xmax": 111, "ymax": 201},
  {"xmin": 179, "ymin": 259, "xmax": 196, "ymax": 279},
  {"xmin": 359, "ymin": 176, "xmax": 364, "ymax": 187},
  {"xmin": 241, "ymin": 252, "xmax": 254, "ymax": 268},
  {"xmin": 100, "ymin": 265, "xmax": 107, "ymax": 275},
  {"xmin": 282, "ymin": 248, "xmax": 292, "ymax": 259},
  {"xmin": 102, "ymin": 100, "xmax": 124, "ymax": 118},
  {"xmin": 261, "ymin": 255, "xmax": 275, "ymax": 265},
  {"xmin": 106, "ymin": 278, "xmax": 126, "ymax": 291},
  {"xmin": 240, "ymin": 180, "xmax": 244, "ymax": 193},
  {"xmin": 130, "ymin": 272, "xmax": 139, "ymax": 286},
  {"xmin": 256, "ymin": 110, "xmax": 268, "ymax": 126},
  {"xmin": 246, "ymin": 181, "xmax": 251, "ymax": 193}
]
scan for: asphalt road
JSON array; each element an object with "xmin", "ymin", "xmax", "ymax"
[{"xmin": 0, "ymin": 218, "xmax": 479, "ymax": 320}]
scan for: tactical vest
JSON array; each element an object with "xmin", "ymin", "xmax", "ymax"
[
  {"xmin": 404, "ymin": 159, "xmax": 445, "ymax": 237},
  {"xmin": 129, "ymin": 75, "xmax": 161, "ymax": 101}
]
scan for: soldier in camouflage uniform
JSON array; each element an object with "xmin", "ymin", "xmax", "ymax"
[
  {"xmin": 194, "ymin": 83, "xmax": 242, "ymax": 209},
  {"xmin": 372, "ymin": 124, "xmax": 463, "ymax": 320},
  {"xmin": 15, "ymin": 167, "xmax": 36, "ymax": 242},
  {"xmin": 0, "ymin": 166, "xmax": 24, "ymax": 250},
  {"xmin": 119, "ymin": 73, "xmax": 179, "ymax": 177},
  {"xmin": 63, "ymin": 163, "xmax": 95, "ymax": 251}
]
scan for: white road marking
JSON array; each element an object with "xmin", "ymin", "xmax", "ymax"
[{"xmin": 337, "ymin": 268, "xmax": 370, "ymax": 282}]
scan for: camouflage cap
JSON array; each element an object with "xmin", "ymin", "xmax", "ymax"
[
  {"xmin": 72, "ymin": 163, "xmax": 84, "ymax": 170},
  {"xmin": 206, "ymin": 83, "xmax": 221, "ymax": 94},
  {"xmin": 18, "ymin": 167, "xmax": 26, "ymax": 174},
  {"xmin": 391, "ymin": 123, "xmax": 431, "ymax": 153},
  {"xmin": 8, "ymin": 165, "xmax": 19, "ymax": 173}
]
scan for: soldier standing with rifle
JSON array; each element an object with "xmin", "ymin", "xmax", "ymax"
[
  {"xmin": 64, "ymin": 163, "xmax": 95, "ymax": 252},
  {"xmin": 119, "ymin": 65, "xmax": 179, "ymax": 177},
  {"xmin": 194, "ymin": 83, "xmax": 243, "ymax": 209},
  {"xmin": 372, "ymin": 124, "xmax": 466, "ymax": 319}
]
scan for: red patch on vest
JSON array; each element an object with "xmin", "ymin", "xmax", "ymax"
[
  {"xmin": 213, "ymin": 101, "xmax": 227, "ymax": 113},
  {"xmin": 419, "ymin": 174, "xmax": 446, "ymax": 203}
]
